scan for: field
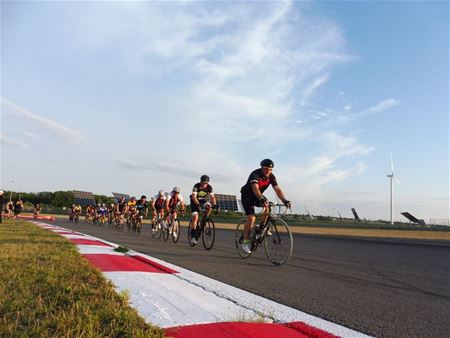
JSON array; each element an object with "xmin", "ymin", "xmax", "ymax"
[{"xmin": 0, "ymin": 220, "xmax": 164, "ymax": 337}]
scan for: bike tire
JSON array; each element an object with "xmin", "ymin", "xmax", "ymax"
[
  {"xmin": 172, "ymin": 219, "xmax": 181, "ymax": 243},
  {"xmin": 263, "ymin": 218, "xmax": 293, "ymax": 266},
  {"xmin": 234, "ymin": 218, "xmax": 251, "ymax": 258},
  {"xmin": 202, "ymin": 218, "xmax": 215, "ymax": 250},
  {"xmin": 163, "ymin": 224, "xmax": 169, "ymax": 241}
]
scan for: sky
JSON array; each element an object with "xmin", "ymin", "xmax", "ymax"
[{"xmin": 1, "ymin": 0, "xmax": 448, "ymax": 222}]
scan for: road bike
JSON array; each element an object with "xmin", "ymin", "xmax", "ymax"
[
  {"xmin": 163, "ymin": 208, "xmax": 183, "ymax": 243},
  {"xmin": 188, "ymin": 205, "xmax": 216, "ymax": 250},
  {"xmin": 151, "ymin": 212, "xmax": 166, "ymax": 239},
  {"xmin": 235, "ymin": 202, "xmax": 293, "ymax": 265}
]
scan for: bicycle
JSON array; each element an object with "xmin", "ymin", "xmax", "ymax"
[
  {"xmin": 235, "ymin": 202, "xmax": 293, "ymax": 266},
  {"xmin": 163, "ymin": 208, "xmax": 183, "ymax": 243},
  {"xmin": 151, "ymin": 212, "xmax": 166, "ymax": 239},
  {"xmin": 187, "ymin": 205, "xmax": 217, "ymax": 250}
]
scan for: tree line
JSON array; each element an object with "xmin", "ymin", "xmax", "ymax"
[{"xmin": 3, "ymin": 191, "xmax": 114, "ymax": 208}]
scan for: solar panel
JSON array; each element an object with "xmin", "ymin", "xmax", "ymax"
[
  {"xmin": 351, "ymin": 208, "xmax": 360, "ymax": 221},
  {"xmin": 215, "ymin": 194, "xmax": 238, "ymax": 211},
  {"xmin": 401, "ymin": 212, "xmax": 426, "ymax": 226},
  {"xmin": 112, "ymin": 192, "xmax": 131, "ymax": 203},
  {"xmin": 73, "ymin": 190, "xmax": 96, "ymax": 206}
]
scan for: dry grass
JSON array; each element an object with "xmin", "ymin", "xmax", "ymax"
[{"xmin": 0, "ymin": 220, "xmax": 164, "ymax": 337}]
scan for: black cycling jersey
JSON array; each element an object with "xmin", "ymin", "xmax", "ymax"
[
  {"xmin": 240, "ymin": 168, "xmax": 278, "ymax": 197},
  {"xmin": 136, "ymin": 200, "xmax": 148, "ymax": 214},
  {"xmin": 192, "ymin": 183, "xmax": 213, "ymax": 201},
  {"xmin": 118, "ymin": 202, "xmax": 126, "ymax": 213}
]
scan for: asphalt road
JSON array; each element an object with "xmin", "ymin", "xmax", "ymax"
[{"xmin": 45, "ymin": 219, "xmax": 450, "ymax": 338}]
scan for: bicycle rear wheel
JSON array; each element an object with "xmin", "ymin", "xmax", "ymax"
[
  {"xmin": 264, "ymin": 218, "xmax": 293, "ymax": 265},
  {"xmin": 234, "ymin": 218, "xmax": 251, "ymax": 258},
  {"xmin": 172, "ymin": 219, "xmax": 181, "ymax": 243},
  {"xmin": 202, "ymin": 218, "xmax": 215, "ymax": 250}
]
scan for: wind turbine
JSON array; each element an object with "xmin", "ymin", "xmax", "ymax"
[{"xmin": 387, "ymin": 154, "xmax": 400, "ymax": 225}]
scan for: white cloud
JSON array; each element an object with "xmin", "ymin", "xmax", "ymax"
[
  {"xmin": 0, "ymin": 134, "xmax": 29, "ymax": 150},
  {"xmin": 1, "ymin": 97, "xmax": 84, "ymax": 144},
  {"xmin": 366, "ymin": 99, "xmax": 400, "ymax": 113}
]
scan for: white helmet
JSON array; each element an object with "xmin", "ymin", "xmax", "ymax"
[{"xmin": 158, "ymin": 190, "xmax": 164, "ymax": 196}]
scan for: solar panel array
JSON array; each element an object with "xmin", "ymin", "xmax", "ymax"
[
  {"xmin": 73, "ymin": 190, "xmax": 96, "ymax": 206},
  {"xmin": 214, "ymin": 194, "xmax": 238, "ymax": 211},
  {"xmin": 112, "ymin": 192, "xmax": 131, "ymax": 203}
]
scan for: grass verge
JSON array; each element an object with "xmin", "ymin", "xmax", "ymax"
[{"xmin": 0, "ymin": 220, "xmax": 164, "ymax": 337}]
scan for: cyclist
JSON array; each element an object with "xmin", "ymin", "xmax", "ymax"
[
  {"xmin": 74, "ymin": 204, "xmax": 82, "ymax": 221},
  {"xmin": 85, "ymin": 204, "xmax": 94, "ymax": 222},
  {"xmin": 240, "ymin": 159, "xmax": 291, "ymax": 254},
  {"xmin": 99, "ymin": 203, "xmax": 108, "ymax": 224},
  {"xmin": 151, "ymin": 190, "xmax": 167, "ymax": 233},
  {"xmin": 13, "ymin": 200, "xmax": 24, "ymax": 219},
  {"xmin": 116, "ymin": 197, "xmax": 127, "ymax": 226},
  {"xmin": 125, "ymin": 197, "xmax": 137, "ymax": 228},
  {"xmin": 135, "ymin": 195, "xmax": 148, "ymax": 232},
  {"xmin": 6, "ymin": 200, "xmax": 14, "ymax": 219},
  {"xmin": 33, "ymin": 204, "xmax": 42, "ymax": 218},
  {"xmin": 107, "ymin": 203, "xmax": 115, "ymax": 225},
  {"xmin": 165, "ymin": 187, "xmax": 186, "ymax": 240},
  {"xmin": 189, "ymin": 175, "xmax": 216, "ymax": 245}
]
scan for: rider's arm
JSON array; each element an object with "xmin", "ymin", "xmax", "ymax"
[
  {"xmin": 210, "ymin": 193, "xmax": 216, "ymax": 206},
  {"xmin": 191, "ymin": 192, "xmax": 200, "ymax": 206},
  {"xmin": 273, "ymin": 185, "xmax": 291, "ymax": 208},
  {"xmin": 251, "ymin": 182, "xmax": 266, "ymax": 202}
]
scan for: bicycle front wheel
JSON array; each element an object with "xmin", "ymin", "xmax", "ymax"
[
  {"xmin": 172, "ymin": 219, "xmax": 181, "ymax": 243},
  {"xmin": 162, "ymin": 224, "xmax": 169, "ymax": 241},
  {"xmin": 264, "ymin": 218, "xmax": 293, "ymax": 266},
  {"xmin": 234, "ymin": 218, "xmax": 251, "ymax": 258},
  {"xmin": 201, "ymin": 219, "xmax": 215, "ymax": 250}
]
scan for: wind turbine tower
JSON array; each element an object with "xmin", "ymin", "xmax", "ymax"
[{"xmin": 387, "ymin": 154, "xmax": 400, "ymax": 225}]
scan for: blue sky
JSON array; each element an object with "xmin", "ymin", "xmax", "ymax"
[{"xmin": 1, "ymin": 1, "xmax": 448, "ymax": 221}]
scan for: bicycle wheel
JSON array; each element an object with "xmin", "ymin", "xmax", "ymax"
[
  {"xmin": 202, "ymin": 218, "xmax": 215, "ymax": 250},
  {"xmin": 162, "ymin": 223, "xmax": 169, "ymax": 241},
  {"xmin": 264, "ymin": 218, "xmax": 293, "ymax": 266},
  {"xmin": 234, "ymin": 218, "xmax": 252, "ymax": 258},
  {"xmin": 187, "ymin": 221, "xmax": 196, "ymax": 247},
  {"xmin": 172, "ymin": 219, "xmax": 181, "ymax": 243}
]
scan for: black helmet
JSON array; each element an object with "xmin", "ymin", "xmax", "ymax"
[
  {"xmin": 141, "ymin": 195, "xmax": 146, "ymax": 200},
  {"xmin": 260, "ymin": 159, "xmax": 274, "ymax": 168},
  {"xmin": 200, "ymin": 175, "xmax": 210, "ymax": 183}
]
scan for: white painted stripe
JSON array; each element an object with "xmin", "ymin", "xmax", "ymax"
[
  {"xmin": 77, "ymin": 245, "xmax": 125, "ymax": 255},
  {"xmin": 59, "ymin": 234, "xmax": 89, "ymax": 239}
]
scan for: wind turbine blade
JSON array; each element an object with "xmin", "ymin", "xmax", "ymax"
[
  {"xmin": 395, "ymin": 176, "xmax": 400, "ymax": 184},
  {"xmin": 390, "ymin": 153, "xmax": 395, "ymax": 173}
]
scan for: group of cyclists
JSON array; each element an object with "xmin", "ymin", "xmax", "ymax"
[{"xmin": 66, "ymin": 159, "xmax": 291, "ymax": 253}]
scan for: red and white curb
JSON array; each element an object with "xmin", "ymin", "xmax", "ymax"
[{"xmin": 32, "ymin": 222, "xmax": 372, "ymax": 338}]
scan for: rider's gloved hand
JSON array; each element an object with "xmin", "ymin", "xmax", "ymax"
[{"xmin": 282, "ymin": 199, "xmax": 291, "ymax": 209}]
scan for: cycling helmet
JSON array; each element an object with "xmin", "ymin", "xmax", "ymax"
[
  {"xmin": 200, "ymin": 175, "xmax": 210, "ymax": 183},
  {"xmin": 141, "ymin": 195, "xmax": 147, "ymax": 200},
  {"xmin": 172, "ymin": 186, "xmax": 180, "ymax": 193},
  {"xmin": 260, "ymin": 159, "xmax": 274, "ymax": 168},
  {"xmin": 158, "ymin": 190, "xmax": 164, "ymax": 196}
]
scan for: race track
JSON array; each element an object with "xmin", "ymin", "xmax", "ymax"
[{"xmin": 44, "ymin": 219, "xmax": 450, "ymax": 338}]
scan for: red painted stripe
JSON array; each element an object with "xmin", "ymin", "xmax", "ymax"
[
  {"xmin": 69, "ymin": 238, "xmax": 111, "ymax": 246},
  {"xmin": 131, "ymin": 255, "xmax": 178, "ymax": 274},
  {"xmin": 83, "ymin": 254, "xmax": 176, "ymax": 273},
  {"xmin": 165, "ymin": 322, "xmax": 312, "ymax": 338},
  {"xmin": 285, "ymin": 322, "xmax": 340, "ymax": 338}
]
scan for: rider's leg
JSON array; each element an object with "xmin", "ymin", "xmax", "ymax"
[{"xmin": 244, "ymin": 214, "xmax": 256, "ymax": 240}]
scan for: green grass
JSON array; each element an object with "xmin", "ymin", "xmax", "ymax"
[{"xmin": 0, "ymin": 220, "xmax": 164, "ymax": 337}]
